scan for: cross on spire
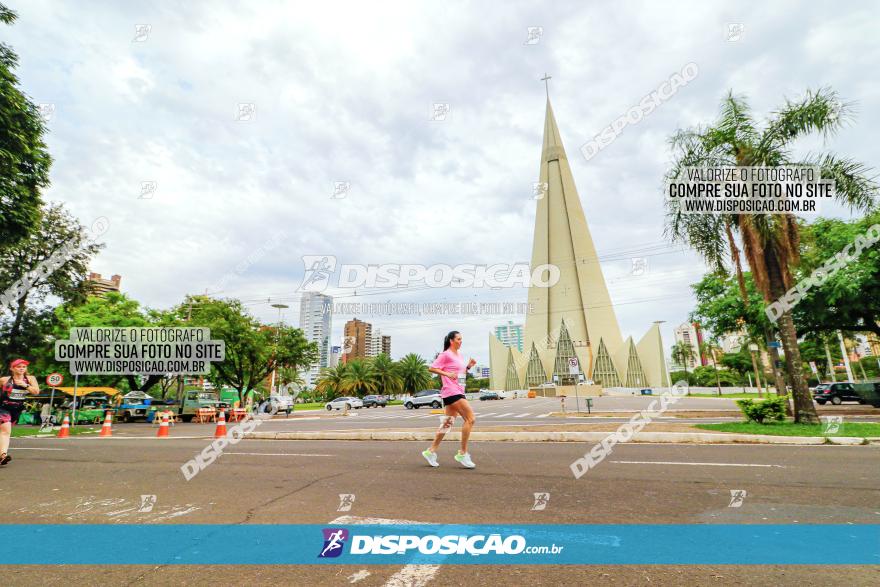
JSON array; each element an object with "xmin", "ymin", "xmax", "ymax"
[{"xmin": 541, "ymin": 73, "xmax": 552, "ymax": 98}]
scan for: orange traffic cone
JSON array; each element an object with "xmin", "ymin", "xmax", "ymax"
[
  {"xmin": 214, "ymin": 410, "xmax": 228, "ymax": 438},
  {"xmin": 99, "ymin": 411, "xmax": 113, "ymax": 437},
  {"xmin": 57, "ymin": 415, "xmax": 70, "ymax": 438},
  {"xmin": 156, "ymin": 412, "xmax": 170, "ymax": 437}
]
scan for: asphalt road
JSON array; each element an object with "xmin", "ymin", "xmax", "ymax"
[
  {"xmin": 130, "ymin": 396, "xmax": 875, "ymax": 434},
  {"xmin": 2, "ymin": 435, "xmax": 878, "ymax": 586}
]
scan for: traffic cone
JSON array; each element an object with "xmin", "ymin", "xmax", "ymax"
[
  {"xmin": 57, "ymin": 415, "xmax": 70, "ymax": 438},
  {"xmin": 156, "ymin": 412, "xmax": 170, "ymax": 437},
  {"xmin": 214, "ymin": 410, "xmax": 228, "ymax": 438},
  {"xmin": 99, "ymin": 411, "xmax": 113, "ymax": 437}
]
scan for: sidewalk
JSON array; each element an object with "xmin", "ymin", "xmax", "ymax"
[{"xmin": 246, "ymin": 422, "xmax": 880, "ymax": 446}]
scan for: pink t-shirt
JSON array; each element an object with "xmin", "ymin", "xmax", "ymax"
[{"xmin": 431, "ymin": 349, "xmax": 466, "ymax": 397}]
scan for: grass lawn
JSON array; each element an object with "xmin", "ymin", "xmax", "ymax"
[
  {"xmin": 12, "ymin": 426, "xmax": 99, "ymax": 437},
  {"xmin": 296, "ymin": 399, "xmax": 404, "ymax": 411},
  {"xmin": 695, "ymin": 421, "xmax": 880, "ymax": 437}
]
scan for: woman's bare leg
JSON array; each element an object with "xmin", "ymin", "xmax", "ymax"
[
  {"xmin": 428, "ymin": 404, "xmax": 458, "ymax": 452},
  {"xmin": 454, "ymin": 399, "xmax": 475, "ymax": 455},
  {"xmin": 0, "ymin": 422, "xmax": 11, "ymax": 455}
]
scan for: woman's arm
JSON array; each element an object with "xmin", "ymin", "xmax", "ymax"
[
  {"xmin": 428, "ymin": 367, "xmax": 457, "ymax": 378},
  {"xmin": 26, "ymin": 375, "xmax": 40, "ymax": 394}
]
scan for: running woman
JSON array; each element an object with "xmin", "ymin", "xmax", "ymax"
[
  {"xmin": 0, "ymin": 358, "xmax": 40, "ymax": 466},
  {"xmin": 422, "ymin": 331, "xmax": 477, "ymax": 468}
]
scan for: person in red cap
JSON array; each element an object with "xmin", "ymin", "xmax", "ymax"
[{"xmin": 0, "ymin": 359, "xmax": 40, "ymax": 466}]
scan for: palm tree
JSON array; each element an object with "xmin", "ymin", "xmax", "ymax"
[
  {"xmin": 700, "ymin": 339, "xmax": 723, "ymax": 395},
  {"xmin": 670, "ymin": 341, "xmax": 694, "ymax": 391},
  {"xmin": 370, "ymin": 353, "xmax": 403, "ymax": 397},
  {"xmin": 315, "ymin": 363, "xmax": 348, "ymax": 401},
  {"xmin": 666, "ymin": 88, "xmax": 878, "ymax": 423},
  {"xmin": 340, "ymin": 359, "xmax": 377, "ymax": 397},
  {"xmin": 397, "ymin": 353, "xmax": 432, "ymax": 395}
]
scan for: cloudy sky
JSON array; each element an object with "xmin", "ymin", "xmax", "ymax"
[{"xmin": 7, "ymin": 0, "xmax": 879, "ymax": 364}]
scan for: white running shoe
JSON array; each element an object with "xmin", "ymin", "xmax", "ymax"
[
  {"xmin": 422, "ymin": 449, "xmax": 439, "ymax": 467},
  {"xmin": 454, "ymin": 452, "xmax": 476, "ymax": 469}
]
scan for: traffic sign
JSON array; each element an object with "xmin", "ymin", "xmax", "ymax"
[
  {"xmin": 768, "ymin": 341, "xmax": 782, "ymax": 348},
  {"xmin": 46, "ymin": 372, "xmax": 64, "ymax": 387},
  {"xmin": 568, "ymin": 357, "xmax": 579, "ymax": 375}
]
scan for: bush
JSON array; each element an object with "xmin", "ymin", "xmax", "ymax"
[{"xmin": 735, "ymin": 396, "xmax": 787, "ymax": 424}]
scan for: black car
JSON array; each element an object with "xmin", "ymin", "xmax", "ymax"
[
  {"xmin": 479, "ymin": 391, "xmax": 500, "ymax": 401},
  {"xmin": 813, "ymin": 382, "xmax": 863, "ymax": 405},
  {"xmin": 362, "ymin": 394, "xmax": 387, "ymax": 408}
]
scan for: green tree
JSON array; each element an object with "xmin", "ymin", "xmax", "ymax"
[
  {"xmin": 52, "ymin": 292, "xmax": 170, "ymax": 393},
  {"xmin": 699, "ymin": 339, "xmax": 724, "ymax": 394},
  {"xmin": 316, "ymin": 363, "xmax": 348, "ymax": 402},
  {"xmin": 0, "ymin": 4, "xmax": 52, "ymax": 251},
  {"xmin": 691, "ymin": 271, "xmax": 770, "ymax": 343},
  {"xmin": 340, "ymin": 358, "xmax": 377, "ymax": 398},
  {"xmin": 187, "ymin": 297, "xmax": 318, "ymax": 406},
  {"xmin": 793, "ymin": 212, "xmax": 880, "ymax": 338},
  {"xmin": 397, "ymin": 353, "xmax": 432, "ymax": 394},
  {"xmin": 665, "ymin": 88, "xmax": 878, "ymax": 422},
  {"xmin": 670, "ymin": 340, "xmax": 694, "ymax": 390},
  {"xmin": 0, "ymin": 203, "xmax": 103, "ymax": 357},
  {"xmin": 370, "ymin": 353, "xmax": 403, "ymax": 396}
]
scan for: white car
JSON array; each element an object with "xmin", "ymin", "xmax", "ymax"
[{"xmin": 325, "ymin": 396, "xmax": 364, "ymax": 411}]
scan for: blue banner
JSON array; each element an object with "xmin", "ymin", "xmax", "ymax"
[{"xmin": 1, "ymin": 524, "xmax": 877, "ymax": 565}]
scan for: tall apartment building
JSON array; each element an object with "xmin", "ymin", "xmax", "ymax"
[
  {"xmin": 673, "ymin": 321, "xmax": 706, "ymax": 369},
  {"xmin": 368, "ymin": 327, "xmax": 383, "ymax": 357},
  {"xmin": 299, "ymin": 292, "xmax": 332, "ymax": 385},
  {"xmin": 87, "ymin": 273, "xmax": 121, "ymax": 297},
  {"xmin": 494, "ymin": 320, "xmax": 523, "ymax": 353},
  {"xmin": 381, "ymin": 335, "xmax": 391, "ymax": 356},
  {"xmin": 343, "ymin": 318, "xmax": 372, "ymax": 363}
]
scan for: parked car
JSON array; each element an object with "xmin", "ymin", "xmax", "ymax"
[
  {"xmin": 325, "ymin": 396, "xmax": 363, "ymax": 411},
  {"xmin": 403, "ymin": 390, "xmax": 442, "ymax": 409},
  {"xmin": 813, "ymin": 382, "xmax": 863, "ymax": 405},
  {"xmin": 265, "ymin": 392, "xmax": 296, "ymax": 415},
  {"xmin": 479, "ymin": 391, "xmax": 500, "ymax": 401},
  {"xmin": 852, "ymin": 382, "xmax": 880, "ymax": 407},
  {"xmin": 362, "ymin": 394, "xmax": 387, "ymax": 408}
]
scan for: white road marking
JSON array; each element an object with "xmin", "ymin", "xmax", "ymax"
[
  {"xmin": 610, "ymin": 460, "xmax": 785, "ymax": 468},
  {"xmin": 514, "ymin": 413, "xmax": 531, "ymax": 418},
  {"xmin": 495, "ymin": 413, "xmax": 515, "ymax": 418},
  {"xmin": 348, "ymin": 569, "xmax": 371, "ymax": 583},
  {"xmin": 223, "ymin": 452, "xmax": 335, "ymax": 457},
  {"xmin": 330, "ymin": 515, "xmax": 440, "ymax": 587},
  {"xmin": 536, "ymin": 413, "xmax": 550, "ymax": 418}
]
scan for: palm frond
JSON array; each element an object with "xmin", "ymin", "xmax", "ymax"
[
  {"xmin": 799, "ymin": 153, "xmax": 879, "ymax": 212},
  {"xmin": 757, "ymin": 87, "xmax": 851, "ymax": 158}
]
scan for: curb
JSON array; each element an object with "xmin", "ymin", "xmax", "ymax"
[{"xmin": 245, "ymin": 430, "xmax": 878, "ymax": 445}]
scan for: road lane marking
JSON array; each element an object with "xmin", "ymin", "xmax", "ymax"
[
  {"xmin": 536, "ymin": 413, "xmax": 550, "ymax": 418},
  {"xmin": 224, "ymin": 452, "xmax": 335, "ymax": 457},
  {"xmin": 331, "ymin": 515, "xmax": 440, "ymax": 587},
  {"xmin": 610, "ymin": 460, "xmax": 785, "ymax": 468},
  {"xmin": 514, "ymin": 413, "xmax": 531, "ymax": 418},
  {"xmin": 495, "ymin": 413, "xmax": 515, "ymax": 418}
]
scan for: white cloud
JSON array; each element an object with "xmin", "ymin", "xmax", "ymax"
[{"xmin": 6, "ymin": 0, "xmax": 877, "ymax": 364}]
